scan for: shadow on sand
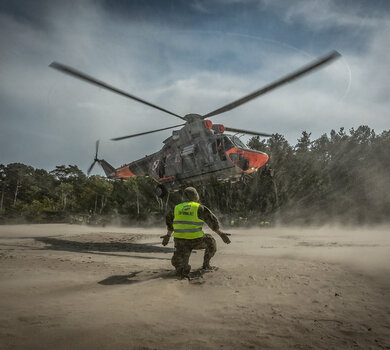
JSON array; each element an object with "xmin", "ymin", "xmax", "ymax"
[
  {"xmin": 35, "ymin": 237, "xmax": 174, "ymax": 260},
  {"xmin": 98, "ymin": 268, "xmax": 213, "ymax": 285},
  {"xmin": 98, "ymin": 270, "xmax": 175, "ymax": 285}
]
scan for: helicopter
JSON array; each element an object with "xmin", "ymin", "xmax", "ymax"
[{"xmin": 50, "ymin": 50, "xmax": 340, "ymax": 197}]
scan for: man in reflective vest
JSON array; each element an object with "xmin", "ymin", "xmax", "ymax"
[{"xmin": 161, "ymin": 187, "xmax": 231, "ymax": 278}]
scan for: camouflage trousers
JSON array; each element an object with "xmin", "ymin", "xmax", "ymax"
[{"xmin": 171, "ymin": 234, "xmax": 217, "ymax": 273}]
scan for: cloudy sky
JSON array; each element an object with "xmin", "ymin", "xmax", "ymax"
[{"xmin": 0, "ymin": 0, "xmax": 389, "ymax": 174}]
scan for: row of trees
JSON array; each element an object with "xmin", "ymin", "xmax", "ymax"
[
  {"xmin": 0, "ymin": 164, "xmax": 161, "ymax": 224},
  {"xmin": 1, "ymin": 125, "xmax": 389, "ymax": 225}
]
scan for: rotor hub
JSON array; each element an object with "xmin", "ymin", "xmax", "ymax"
[{"xmin": 184, "ymin": 113, "xmax": 202, "ymax": 122}]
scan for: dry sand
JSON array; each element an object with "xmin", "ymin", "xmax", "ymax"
[{"xmin": 0, "ymin": 224, "xmax": 389, "ymax": 349}]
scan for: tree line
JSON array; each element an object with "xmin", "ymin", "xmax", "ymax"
[{"xmin": 1, "ymin": 125, "xmax": 389, "ymax": 226}]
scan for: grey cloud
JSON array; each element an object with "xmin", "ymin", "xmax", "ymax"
[{"xmin": 258, "ymin": 0, "xmax": 389, "ymax": 30}]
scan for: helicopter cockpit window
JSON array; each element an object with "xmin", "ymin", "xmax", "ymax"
[
  {"xmin": 231, "ymin": 136, "xmax": 246, "ymax": 149},
  {"xmin": 223, "ymin": 136, "xmax": 234, "ymax": 151}
]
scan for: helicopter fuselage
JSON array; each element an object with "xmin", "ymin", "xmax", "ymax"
[{"xmin": 112, "ymin": 118, "xmax": 269, "ymax": 192}]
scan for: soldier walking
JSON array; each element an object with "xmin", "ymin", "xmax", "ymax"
[{"xmin": 161, "ymin": 187, "xmax": 231, "ymax": 278}]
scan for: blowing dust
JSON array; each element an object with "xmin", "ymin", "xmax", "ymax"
[{"xmin": 229, "ymin": 225, "xmax": 390, "ymax": 275}]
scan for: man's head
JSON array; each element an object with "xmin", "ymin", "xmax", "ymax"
[{"xmin": 183, "ymin": 187, "xmax": 200, "ymax": 202}]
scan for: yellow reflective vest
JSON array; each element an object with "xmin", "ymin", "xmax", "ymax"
[{"xmin": 173, "ymin": 201, "xmax": 204, "ymax": 239}]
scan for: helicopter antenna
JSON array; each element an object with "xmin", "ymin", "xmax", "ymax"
[
  {"xmin": 49, "ymin": 62, "xmax": 186, "ymax": 121},
  {"xmin": 202, "ymin": 50, "xmax": 341, "ymax": 119}
]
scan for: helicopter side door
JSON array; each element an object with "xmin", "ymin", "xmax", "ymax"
[
  {"xmin": 181, "ymin": 144, "xmax": 198, "ymax": 173},
  {"xmin": 201, "ymin": 136, "xmax": 230, "ymax": 169},
  {"xmin": 208, "ymin": 136, "xmax": 232, "ymax": 162}
]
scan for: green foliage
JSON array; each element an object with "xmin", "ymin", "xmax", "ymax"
[
  {"xmin": 242, "ymin": 126, "xmax": 390, "ymax": 224},
  {"xmin": 0, "ymin": 125, "xmax": 389, "ymax": 225}
]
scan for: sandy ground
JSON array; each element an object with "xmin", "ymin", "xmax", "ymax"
[{"xmin": 0, "ymin": 224, "xmax": 389, "ymax": 350}]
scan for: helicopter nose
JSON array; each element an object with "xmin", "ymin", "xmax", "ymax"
[
  {"xmin": 246, "ymin": 151, "xmax": 269, "ymax": 170},
  {"xmin": 226, "ymin": 148, "xmax": 269, "ymax": 172}
]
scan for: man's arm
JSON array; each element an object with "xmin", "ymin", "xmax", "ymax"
[
  {"xmin": 199, "ymin": 205, "xmax": 231, "ymax": 244},
  {"xmin": 165, "ymin": 210, "xmax": 174, "ymax": 236},
  {"xmin": 198, "ymin": 205, "xmax": 219, "ymax": 231},
  {"xmin": 161, "ymin": 209, "xmax": 174, "ymax": 246}
]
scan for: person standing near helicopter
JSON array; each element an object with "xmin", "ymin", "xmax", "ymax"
[{"xmin": 161, "ymin": 187, "xmax": 231, "ymax": 278}]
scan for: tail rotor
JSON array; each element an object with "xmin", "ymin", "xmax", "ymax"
[{"xmin": 87, "ymin": 140, "xmax": 100, "ymax": 175}]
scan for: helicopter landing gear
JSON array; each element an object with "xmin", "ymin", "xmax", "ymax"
[
  {"xmin": 155, "ymin": 184, "xmax": 167, "ymax": 198},
  {"xmin": 232, "ymin": 173, "xmax": 253, "ymax": 190},
  {"xmin": 156, "ymin": 185, "xmax": 171, "ymax": 213}
]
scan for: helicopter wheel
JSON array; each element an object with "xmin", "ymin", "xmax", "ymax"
[{"xmin": 155, "ymin": 184, "xmax": 167, "ymax": 198}]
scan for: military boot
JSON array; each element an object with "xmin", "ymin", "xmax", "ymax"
[
  {"xmin": 202, "ymin": 261, "xmax": 215, "ymax": 270},
  {"xmin": 182, "ymin": 264, "xmax": 191, "ymax": 278},
  {"xmin": 176, "ymin": 265, "xmax": 191, "ymax": 279}
]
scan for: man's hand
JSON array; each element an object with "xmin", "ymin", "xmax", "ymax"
[
  {"xmin": 160, "ymin": 234, "xmax": 171, "ymax": 246},
  {"xmin": 220, "ymin": 233, "xmax": 231, "ymax": 244}
]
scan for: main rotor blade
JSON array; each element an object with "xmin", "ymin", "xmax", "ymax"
[
  {"xmin": 111, "ymin": 123, "xmax": 185, "ymax": 141},
  {"xmin": 202, "ymin": 50, "xmax": 341, "ymax": 119},
  {"xmin": 49, "ymin": 62, "xmax": 186, "ymax": 121},
  {"xmin": 95, "ymin": 140, "xmax": 99, "ymax": 159},
  {"xmin": 224, "ymin": 126, "xmax": 272, "ymax": 137}
]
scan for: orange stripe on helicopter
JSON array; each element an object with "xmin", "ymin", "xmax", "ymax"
[
  {"xmin": 115, "ymin": 165, "xmax": 136, "ymax": 178},
  {"xmin": 159, "ymin": 175, "xmax": 175, "ymax": 182}
]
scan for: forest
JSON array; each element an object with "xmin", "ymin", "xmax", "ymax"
[{"xmin": 1, "ymin": 125, "xmax": 389, "ymax": 226}]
